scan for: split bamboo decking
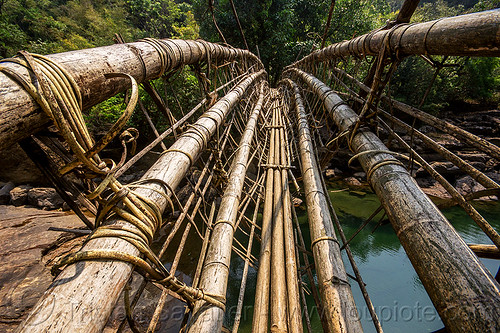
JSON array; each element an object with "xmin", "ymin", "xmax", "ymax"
[{"xmin": 0, "ymin": 5, "xmax": 499, "ymax": 333}]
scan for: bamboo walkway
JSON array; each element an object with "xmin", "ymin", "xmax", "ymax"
[{"xmin": 0, "ymin": 5, "xmax": 499, "ymax": 333}]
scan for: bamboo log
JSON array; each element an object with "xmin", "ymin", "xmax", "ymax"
[
  {"xmin": 187, "ymin": 84, "xmax": 264, "ymax": 332},
  {"xmin": 0, "ymin": 39, "xmax": 262, "ymax": 151},
  {"xmin": 287, "ymin": 78, "xmax": 362, "ymax": 332},
  {"xmin": 252, "ymin": 92, "xmax": 277, "ymax": 333},
  {"xmin": 286, "ymin": 68, "xmax": 500, "ymax": 333},
  {"xmin": 17, "ymin": 70, "xmax": 264, "ymax": 333},
  {"xmin": 289, "ymin": 9, "xmax": 500, "ymax": 69},
  {"xmin": 270, "ymin": 105, "xmax": 289, "ymax": 332},
  {"xmin": 279, "ymin": 110, "xmax": 303, "ymax": 333}
]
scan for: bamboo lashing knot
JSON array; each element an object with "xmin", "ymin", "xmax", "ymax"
[{"xmin": 311, "ymin": 236, "xmax": 340, "ymax": 250}]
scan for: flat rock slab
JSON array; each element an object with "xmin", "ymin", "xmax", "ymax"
[{"xmin": 0, "ymin": 206, "xmax": 87, "ymax": 332}]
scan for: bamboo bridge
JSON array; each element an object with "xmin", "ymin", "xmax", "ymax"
[{"xmin": 0, "ymin": 4, "xmax": 500, "ymax": 333}]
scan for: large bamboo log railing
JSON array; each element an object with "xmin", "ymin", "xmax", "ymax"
[
  {"xmin": 187, "ymin": 84, "xmax": 264, "ymax": 331},
  {"xmin": 284, "ymin": 68, "xmax": 500, "ymax": 333},
  {"xmin": 287, "ymin": 9, "xmax": 500, "ymax": 69},
  {"xmin": 17, "ymin": 69, "xmax": 265, "ymax": 333},
  {"xmin": 285, "ymin": 78, "xmax": 363, "ymax": 332},
  {"xmin": 0, "ymin": 39, "xmax": 262, "ymax": 151}
]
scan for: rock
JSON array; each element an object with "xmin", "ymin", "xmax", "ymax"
[
  {"xmin": 421, "ymin": 181, "xmax": 452, "ymax": 200},
  {"xmin": 9, "ymin": 185, "xmax": 32, "ymax": 206},
  {"xmin": 325, "ymin": 169, "xmax": 336, "ymax": 178},
  {"xmin": 353, "ymin": 172, "xmax": 366, "ymax": 179},
  {"xmin": 419, "ymin": 125, "xmax": 436, "ymax": 133},
  {"xmin": 455, "ymin": 176, "xmax": 486, "ymax": 196},
  {"xmin": 470, "ymin": 161, "xmax": 486, "ymax": 172},
  {"xmin": 27, "ymin": 188, "xmax": 64, "ymax": 210},
  {"xmin": 0, "ymin": 206, "xmax": 86, "ymax": 332},
  {"xmin": 344, "ymin": 177, "xmax": 363, "ymax": 187},
  {"xmin": 0, "ymin": 182, "xmax": 15, "ymax": 205},
  {"xmin": 0, "ymin": 144, "xmax": 47, "ymax": 185}
]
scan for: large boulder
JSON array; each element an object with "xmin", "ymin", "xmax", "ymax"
[{"xmin": 27, "ymin": 188, "xmax": 64, "ymax": 210}]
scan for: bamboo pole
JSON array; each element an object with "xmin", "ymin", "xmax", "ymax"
[
  {"xmin": 270, "ymin": 103, "xmax": 289, "ymax": 332},
  {"xmin": 0, "ymin": 39, "xmax": 262, "ymax": 151},
  {"xmin": 252, "ymin": 92, "xmax": 277, "ymax": 333},
  {"xmin": 468, "ymin": 244, "xmax": 500, "ymax": 259},
  {"xmin": 279, "ymin": 107, "xmax": 303, "ymax": 333},
  {"xmin": 17, "ymin": 70, "xmax": 264, "ymax": 333},
  {"xmin": 187, "ymin": 84, "xmax": 265, "ymax": 332},
  {"xmin": 288, "ymin": 9, "xmax": 500, "ymax": 69},
  {"xmin": 286, "ymin": 68, "xmax": 500, "ymax": 333},
  {"xmin": 286, "ymin": 78, "xmax": 362, "ymax": 332}
]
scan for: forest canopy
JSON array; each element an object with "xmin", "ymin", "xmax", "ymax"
[{"xmin": 0, "ymin": 0, "xmax": 498, "ymax": 135}]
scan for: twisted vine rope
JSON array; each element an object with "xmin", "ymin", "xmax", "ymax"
[{"xmin": 0, "ymin": 51, "xmax": 225, "ymax": 310}]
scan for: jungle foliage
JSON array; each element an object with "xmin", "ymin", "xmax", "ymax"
[{"xmin": 0, "ymin": 0, "xmax": 498, "ymax": 140}]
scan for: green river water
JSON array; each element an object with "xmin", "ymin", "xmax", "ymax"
[{"xmin": 221, "ymin": 181, "xmax": 500, "ymax": 333}]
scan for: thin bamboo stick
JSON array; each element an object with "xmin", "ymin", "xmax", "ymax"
[
  {"xmin": 331, "ymin": 66, "xmax": 500, "ymax": 162},
  {"xmin": 279, "ymin": 110, "xmax": 303, "ymax": 333},
  {"xmin": 270, "ymin": 103, "xmax": 289, "ymax": 332}
]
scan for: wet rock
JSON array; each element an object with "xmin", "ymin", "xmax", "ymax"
[
  {"xmin": 9, "ymin": 185, "xmax": 32, "ymax": 206},
  {"xmin": 27, "ymin": 188, "xmax": 64, "ymax": 210},
  {"xmin": 0, "ymin": 182, "xmax": 15, "ymax": 205}
]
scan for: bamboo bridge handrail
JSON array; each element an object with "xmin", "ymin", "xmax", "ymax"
[
  {"xmin": 17, "ymin": 70, "xmax": 265, "ymax": 333},
  {"xmin": 187, "ymin": 84, "xmax": 265, "ymax": 331},
  {"xmin": 284, "ymin": 68, "xmax": 500, "ymax": 333},
  {"xmin": 0, "ymin": 39, "xmax": 263, "ymax": 151},
  {"xmin": 287, "ymin": 9, "xmax": 500, "ymax": 70},
  {"xmin": 285, "ymin": 78, "xmax": 363, "ymax": 332}
]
